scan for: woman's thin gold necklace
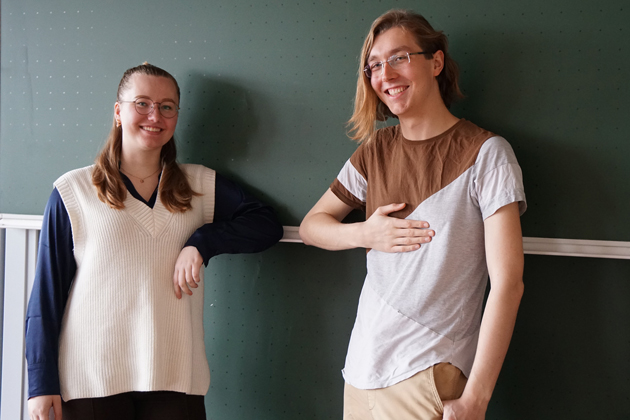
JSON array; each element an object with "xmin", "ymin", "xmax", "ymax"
[{"xmin": 120, "ymin": 167, "xmax": 161, "ymax": 183}]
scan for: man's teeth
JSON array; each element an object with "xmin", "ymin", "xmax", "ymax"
[
  {"xmin": 388, "ymin": 87, "xmax": 406, "ymax": 95},
  {"xmin": 142, "ymin": 127, "xmax": 161, "ymax": 132}
]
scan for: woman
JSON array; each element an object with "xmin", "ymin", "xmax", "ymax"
[{"xmin": 26, "ymin": 63, "xmax": 284, "ymax": 420}]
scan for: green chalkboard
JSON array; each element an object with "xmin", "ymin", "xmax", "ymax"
[{"xmin": 3, "ymin": 0, "xmax": 629, "ymax": 240}]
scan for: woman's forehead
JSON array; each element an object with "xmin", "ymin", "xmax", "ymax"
[{"xmin": 123, "ymin": 74, "xmax": 178, "ymax": 100}]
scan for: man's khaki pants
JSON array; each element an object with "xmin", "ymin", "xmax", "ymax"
[{"xmin": 343, "ymin": 363, "xmax": 467, "ymax": 420}]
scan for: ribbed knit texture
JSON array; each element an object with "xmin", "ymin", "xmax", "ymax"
[{"xmin": 54, "ymin": 164, "xmax": 215, "ymax": 401}]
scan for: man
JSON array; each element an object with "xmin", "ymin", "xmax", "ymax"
[{"xmin": 299, "ymin": 9, "xmax": 526, "ymax": 420}]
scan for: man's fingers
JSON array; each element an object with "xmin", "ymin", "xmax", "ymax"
[
  {"xmin": 386, "ymin": 231, "xmax": 434, "ymax": 251},
  {"xmin": 396, "ymin": 227, "xmax": 434, "ymax": 237},
  {"xmin": 392, "ymin": 218, "xmax": 431, "ymax": 229},
  {"xmin": 394, "ymin": 236, "xmax": 431, "ymax": 245},
  {"xmin": 392, "ymin": 244, "xmax": 422, "ymax": 252}
]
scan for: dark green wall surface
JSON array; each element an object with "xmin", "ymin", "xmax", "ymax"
[{"xmin": 2, "ymin": 0, "xmax": 629, "ymax": 419}]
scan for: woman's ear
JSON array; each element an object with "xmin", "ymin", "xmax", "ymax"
[{"xmin": 114, "ymin": 102, "xmax": 122, "ymax": 127}]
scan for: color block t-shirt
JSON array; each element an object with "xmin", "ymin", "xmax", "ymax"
[{"xmin": 331, "ymin": 119, "xmax": 526, "ymax": 389}]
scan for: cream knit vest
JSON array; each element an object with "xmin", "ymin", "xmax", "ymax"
[{"xmin": 54, "ymin": 164, "xmax": 215, "ymax": 401}]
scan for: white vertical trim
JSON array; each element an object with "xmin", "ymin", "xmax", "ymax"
[
  {"xmin": 24, "ymin": 229, "xmax": 39, "ymax": 417},
  {"xmin": 0, "ymin": 228, "xmax": 5, "ymax": 376},
  {"xmin": 1, "ymin": 229, "xmax": 30, "ymax": 420}
]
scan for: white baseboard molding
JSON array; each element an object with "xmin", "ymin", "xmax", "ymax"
[
  {"xmin": 522, "ymin": 236, "xmax": 630, "ymax": 260},
  {"xmin": 280, "ymin": 226, "xmax": 302, "ymax": 243},
  {"xmin": 0, "ymin": 213, "xmax": 44, "ymax": 230},
  {"xmin": 2, "ymin": 214, "xmax": 629, "ymax": 260}
]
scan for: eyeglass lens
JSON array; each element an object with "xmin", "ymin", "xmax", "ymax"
[
  {"xmin": 134, "ymin": 99, "xmax": 178, "ymax": 118},
  {"xmin": 364, "ymin": 53, "xmax": 410, "ymax": 79}
]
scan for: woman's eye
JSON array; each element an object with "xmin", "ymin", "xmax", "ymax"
[
  {"xmin": 370, "ymin": 62, "xmax": 383, "ymax": 71},
  {"xmin": 136, "ymin": 101, "xmax": 149, "ymax": 108}
]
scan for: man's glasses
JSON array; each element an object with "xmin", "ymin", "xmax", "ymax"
[
  {"xmin": 363, "ymin": 52, "xmax": 432, "ymax": 79},
  {"xmin": 119, "ymin": 98, "xmax": 180, "ymax": 119}
]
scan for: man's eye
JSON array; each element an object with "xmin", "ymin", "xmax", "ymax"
[
  {"xmin": 393, "ymin": 55, "xmax": 406, "ymax": 63},
  {"xmin": 370, "ymin": 62, "xmax": 383, "ymax": 71}
]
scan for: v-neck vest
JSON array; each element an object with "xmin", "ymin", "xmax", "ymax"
[{"xmin": 54, "ymin": 164, "xmax": 215, "ymax": 401}]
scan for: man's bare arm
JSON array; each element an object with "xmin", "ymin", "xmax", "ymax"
[
  {"xmin": 299, "ymin": 188, "xmax": 434, "ymax": 252},
  {"xmin": 443, "ymin": 202, "xmax": 524, "ymax": 420}
]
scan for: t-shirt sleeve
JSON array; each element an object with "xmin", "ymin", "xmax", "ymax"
[
  {"xmin": 330, "ymin": 147, "xmax": 368, "ymax": 212},
  {"xmin": 472, "ymin": 136, "xmax": 527, "ymax": 220}
]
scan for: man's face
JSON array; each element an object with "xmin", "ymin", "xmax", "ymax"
[{"xmin": 367, "ymin": 27, "xmax": 443, "ymax": 120}]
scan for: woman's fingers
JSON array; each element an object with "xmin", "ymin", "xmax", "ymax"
[{"xmin": 173, "ymin": 246, "xmax": 203, "ymax": 298}]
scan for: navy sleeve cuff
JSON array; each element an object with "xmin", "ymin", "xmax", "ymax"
[
  {"xmin": 27, "ymin": 362, "xmax": 61, "ymax": 399},
  {"xmin": 184, "ymin": 174, "xmax": 283, "ymax": 265}
]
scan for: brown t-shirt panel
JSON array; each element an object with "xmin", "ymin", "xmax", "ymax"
[{"xmin": 332, "ymin": 119, "xmax": 494, "ymax": 219}]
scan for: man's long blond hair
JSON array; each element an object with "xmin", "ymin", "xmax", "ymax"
[{"xmin": 347, "ymin": 10, "xmax": 464, "ymax": 144}]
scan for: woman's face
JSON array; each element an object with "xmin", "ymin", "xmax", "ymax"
[{"xmin": 114, "ymin": 74, "xmax": 179, "ymax": 155}]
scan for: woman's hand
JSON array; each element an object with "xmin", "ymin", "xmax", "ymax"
[
  {"xmin": 173, "ymin": 246, "xmax": 203, "ymax": 299},
  {"xmin": 360, "ymin": 203, "xmax": 434, "ymax": 252},
  {"xmin": 28, "ymin": 395, "xmax": 62, "ymax": 420}
]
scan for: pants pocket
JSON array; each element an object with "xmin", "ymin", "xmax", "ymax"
[
  {"xmin": 428, "ymin": 365, "xmax": 445, "ymax": 413},
  {"xmin": 431, "ymin": 362, "xmax": 468, "ymax": 403}
]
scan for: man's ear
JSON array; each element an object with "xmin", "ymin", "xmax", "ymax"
[{"xmin": 432, "ymin": 50, "xmax": 445, "ymax": 77}]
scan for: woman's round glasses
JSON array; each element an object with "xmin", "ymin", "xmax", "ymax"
[{"xmin": 119, "ymin": 98, "xmax": 180, "ymax": 119}]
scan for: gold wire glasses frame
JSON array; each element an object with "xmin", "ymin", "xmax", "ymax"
[
  {"xmin": 363, "ymin": 51, "xmax": 431, "ymax": 79},
  {"xmin": 119, "ymin": 99, "xmax": 180, "ymax": 119}
]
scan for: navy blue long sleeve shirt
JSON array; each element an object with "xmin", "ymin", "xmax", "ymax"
[{"xmin": 25, "ymin": 172, "xmax": 284, "ymax": 398}]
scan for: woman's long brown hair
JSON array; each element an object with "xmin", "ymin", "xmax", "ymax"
[{"xmin": 92, "ymin": 63, "xmax": 199, "ymax": 213}]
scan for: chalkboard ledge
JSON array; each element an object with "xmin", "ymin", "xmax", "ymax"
[{"xmin": 2, "ymin": 214, "xmax": 629, "ymax": 260}]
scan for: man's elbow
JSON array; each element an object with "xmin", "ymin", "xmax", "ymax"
[
  {"xmin": 491, "ymin": 275, "xmax": 524, "ymax": 304},
  {"xmin": 298, "ymin": 222, "xmax": 313, "ymax": 246},
  {"xmin": 506, "ymin": 278, "xmax": 524, "ymax": 305},
  {"xmin": 514, "ymin": 279, "xmax": 524, "ymax": 302}
]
